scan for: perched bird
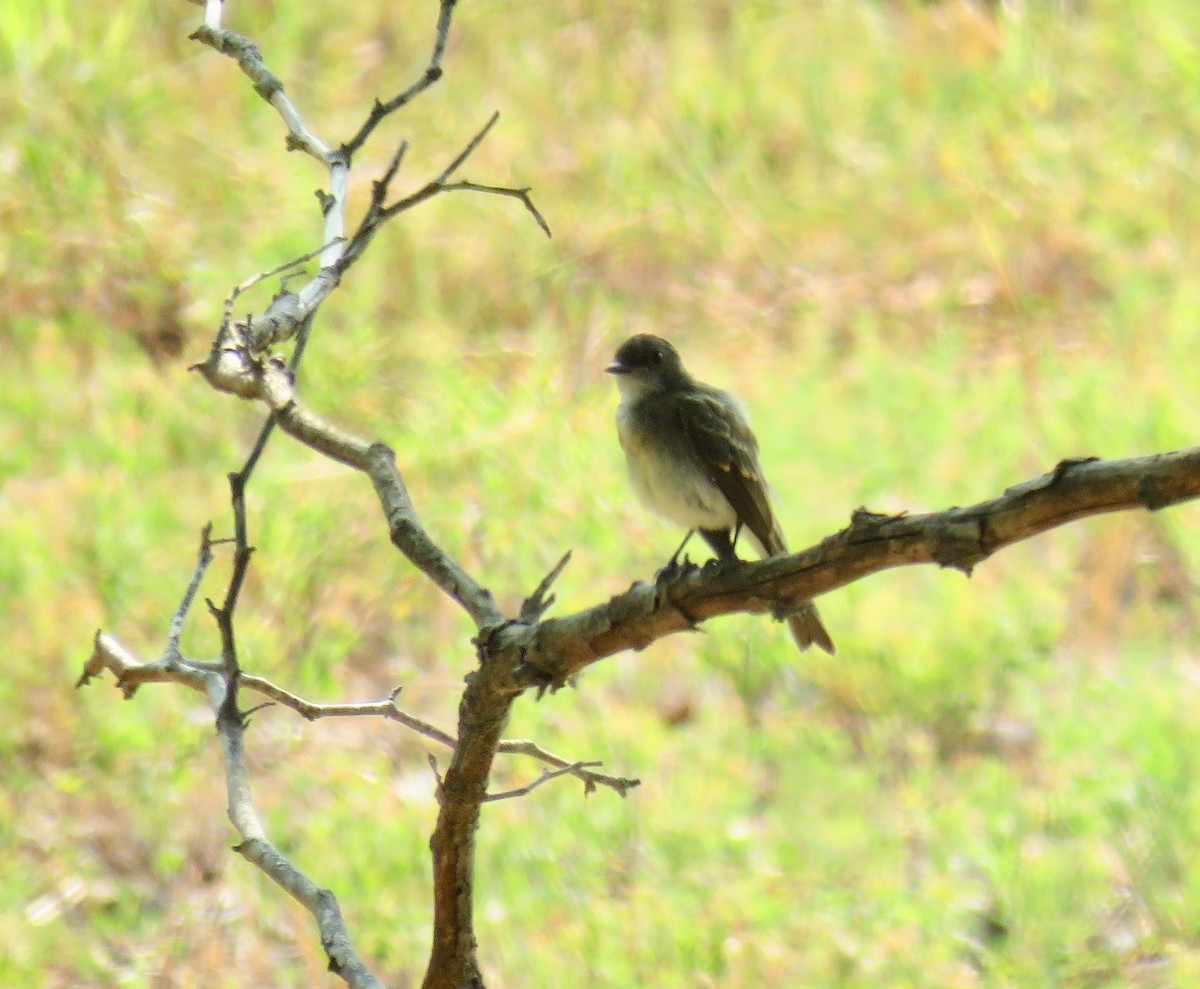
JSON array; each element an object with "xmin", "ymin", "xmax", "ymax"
[{"xmin": 606, "ymin": 333, "xmax": 835, "ymax": 654}]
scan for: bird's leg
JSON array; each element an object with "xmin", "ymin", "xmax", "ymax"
[
  {"xmin": 657, "ymin": 529, "xmax": 696, "ymax": 581},
  {"xmin": 699, "ymin": 528, "xmax": 740, "ymax": 571},
  {"xmin": 669, "ymin": 528, "xmax": 696, "ymax": 567}
]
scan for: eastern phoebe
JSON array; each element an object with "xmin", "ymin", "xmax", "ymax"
[{"xmin": 607, "ymin": 333, "xmax": 835, "ymax": 655}]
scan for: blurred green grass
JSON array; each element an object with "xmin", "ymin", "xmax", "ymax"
[{"xmin": 5, "ymin": 0, "xmax": 1200, "ymax": 985}]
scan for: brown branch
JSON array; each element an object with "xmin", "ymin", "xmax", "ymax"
[
  {"xmin": 520, "ymin": 551, "xmax": 572, "ymax": 622},
  {"xmin": 506, "ymin": 448, "xmax": 1200, "ymax": 686},
  {"xmin": 423, "ymin": 646, "xmax": 519, "ymax": 989}
]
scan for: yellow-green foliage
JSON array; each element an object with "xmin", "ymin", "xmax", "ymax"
[{"xmin": 4, "ymin": 1, "xmax": 1200, "ymax": 986}]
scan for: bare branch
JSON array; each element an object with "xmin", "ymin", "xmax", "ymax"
[
  {"xmin": 365, "ymin": 443, "xmax": 504, "ymax": 629},
  {"xmin": 219, "ymin": 699, "xmax": 384, "ymax": 988},
  {"xmin": 207, "ymin": 467, "xmax": 256, "ymax": 688},
  {"xmin": 377, "ymin": 140, "xmax": 411, "ymax": 198},
  {"xmin": 494, "ymin": 739, "xmax": 640, "ymax": 797},
  {"xmin": 520, "ymin": 551, "xmax": 572, "ymax": 622},
  {"xmin": 341, "ymin": 0, "xmax": 459, "ymax": 158},
  {"xmin": 225, "ymin": 675, "xmax": 638, "ymax": 795},
  {"xmin": 427, "ymin": 751, "xmax": 445, "ymax": 793},
  {"xmin": 80, "ymin": 634, "xmax": 384, "ymax": 988},
  {"xmin": 187, "ymin": 3, "xmax": 350, "ymax": 355},
  {"xmin": 81, "ymin": 635, "xmax": 638, "ymax": 799},
  {"xmin": 379, "ymin": 111, "xmax": 500, "ymax": 220},
  {"xmin": 77, "ymin": 630, "xmax": 218, "ymax": 698},
  {"xmin": 187, "ymin": 26, "xmax": 543, "ymax": 363},
  {"xmin": 440, "ymin": 180, "xmax": 552, "ymax": 238},
  {"xmin": 240, "ymin": 677, "xmax": 460, "ymax": 747},
  {"xmin": 332, "ymin": 115, "xmax": 549, "ymax": 286},
  {"xmin": 230, "ymin": 240, "xmax": 345, "ymax": 303},
  {"xmin": 484, "ymin": 762, "xmax": 601, "ymax": 803},
  {"xmin": 422, "ymin": 650, "xmax": 518, "ymax": 989},
  {"xmin": 167, "ymin": 524, "xmax": 216, "ymax": 656},
  {"xmin": 189, "ymin": 23, "xmax": 332, "ymax": 165},
  {"xmin": 506, "ymin": 448, "xmax": 1200, "ymax": 687}
]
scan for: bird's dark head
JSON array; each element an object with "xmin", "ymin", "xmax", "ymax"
[{"xmin": 606, "ymin": 334, "xmax": 687, "ymax": 394}]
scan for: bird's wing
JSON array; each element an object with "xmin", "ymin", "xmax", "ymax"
[{"xmin": 677, "ymin": 388, "xmax": 783, "ymax": 556}]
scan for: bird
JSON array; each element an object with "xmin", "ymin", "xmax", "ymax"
[{"xmin": 606, "ymin": 333, "xmax": 835, "ymax": 655}]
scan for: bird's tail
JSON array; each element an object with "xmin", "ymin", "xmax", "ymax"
[
  {"xmin": 759, "ymin": 523, "xmax": 836, "ymax": 655},
  {"xmin": 787, "ymin": 602, "xmax": 836, "ymax": 655}
]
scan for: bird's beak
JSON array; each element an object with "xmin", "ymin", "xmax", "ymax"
[{"xmin": 605, "ymin": 360, "xmax": 628, "ymax": 375}]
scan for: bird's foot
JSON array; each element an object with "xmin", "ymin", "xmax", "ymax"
[
  {"xmin": 701, "ymin": 553, "xmax": 742, "ymax": 575},
  {"xmin": 655, "ymin": 553, "xmax": 697, "ymax": 584}
]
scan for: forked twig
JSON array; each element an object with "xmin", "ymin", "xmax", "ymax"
[{"xmin": 484, "ymin": 762, "xmax": 601, "ymax": 803}]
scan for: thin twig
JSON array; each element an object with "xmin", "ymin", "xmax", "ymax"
[
  {"xmin": 441, "ymin": 180, "xmax": 552, "ymax": 238},
  {"xmin": 334, "ymin": 115, "xmax": 548, "ymax": 285},
  {"xmin": 381, "ymin": 111, "xmax": 500, "ymax": 219},
  {"xmin": 230, "ymin": 675, "xmax": 638, "ymax": 794},
  {"xmin": 426, "ymin": 752, "xmax": 445, "ymax": 794},
  {"xmin": 167, "ymin": 524, "xmax": 216, "ymax": 656},
  {"xmin": 520, "ymin": 551, "xmax": 572, "ymax": 622},
  {"xmin": 215, "ymin": 472, "xmax": 255, "ymax": 664},
  {"xmin": 230, "ymin": 240, "xmax": 345, "ymax": 304},
  {"xmin": 239, "ymin": 675, "xmax": 458, "ymax": 747},
  {"xmin": 484, "ymin": 762, "xmax": 601, "ymax": 803},
  {"xmin": 238, "ymin": 416, "xmax": 277, "ymax": 484},
  {"xmin": 495, "ymin": 738, "xmax": 640, "ymax": 796},
  {"xmin": 80, "ymin": 638, "xmax": 639, "ymax": 797},
  {"xmin": 341, "ymin": 0, "xmax": 459, "ymax": 158},
  {"xmin": 377, "ymin": 140, "xmax": 410, "ymax": 201},
  {"xmin": 288, "ymin": 310, "xmax": 318, "ymax": 373}
]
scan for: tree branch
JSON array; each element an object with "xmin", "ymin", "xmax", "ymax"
[
  {"xmin": 77, "ymin": 638, "xmax": 638, "ymax": 798},
  {"xmin": 79, "ymin": 633, "xmax": 384, "ymax": 989},
  {"xmin": 506, "ymin": 448, "xmax": 1200, "ymax": 686},
  {"xmin": 439, "ymin": 180, "xmax": 551, "ymax": 239},
  {"xmin": 189, "ymin": 23, "xmax": 331, "ymax": 162},
  {"xmin": 166, "ymin": 523, "xmax": 217, "ymax": 657},
  {"xmin": 332, "ymin": 113, "xmax": 550, "ymax": 286},
  {"xmin": 484, "ymin": 762, "xmax": 600, "ymax": 803},
  {"xmin": 341, "ymin": 0, "xmax": 459, "ymax": 158}
]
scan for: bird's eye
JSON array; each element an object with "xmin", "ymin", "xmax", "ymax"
[{"xmin": 652, "ymin": 349, "xmax": 663, "ymax": 363}]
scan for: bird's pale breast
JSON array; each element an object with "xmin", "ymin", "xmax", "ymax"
[{"xmin": 616, "ymin": 399, "xmax": 737, "ymax": 531}]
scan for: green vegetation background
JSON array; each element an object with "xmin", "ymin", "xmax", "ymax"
[{"xmin": 4, "ymin": 1, "xmax": 1200, "ymax": 986}]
